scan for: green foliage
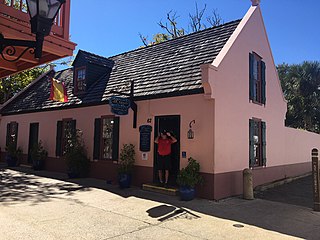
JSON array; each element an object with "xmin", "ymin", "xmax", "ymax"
[
  {"xmin": 177, "ymin": 157, "xmax": 203, "ymax": 188},
  {"xmin": 278, "ymin": 61, "xmax": 320, "ymax": 133},
  {"xmin": 0, "ymin": 65, "xmax": 48, "ymax": 103},
  {"xmin": 118, "ymin": 144, "xmax": 135, "ymax": 174},
  {"xmin": 30, "ymin": 141, "xmax": 48, "ymax": 161},
  {"xmin": 5, "ymin": 142, "xmax": 23, "ymax": 159},
  {"xmin": 64, "ymin": 130, "xmax": 90, "ymax": 177}
]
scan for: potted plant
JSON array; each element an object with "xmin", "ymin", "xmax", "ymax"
[
  {"xmin": 177, "ymin": 157, "xmax": 203, "ymax": 201},
  {"xmin": 30, "ymin": 141, "xmax": 48, "ymax": 170},
  {"xmin": 64, "ymin": 130, "xmax": 90, "ymax": 178},
  {"xmin": 5, "ymin": 142, "xmax": 23, "ymax": 167},
  {"xmin": 118, "ymin": 144, "xmax": 135, "ymax": 188}
]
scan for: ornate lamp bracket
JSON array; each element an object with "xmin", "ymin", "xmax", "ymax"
[{"xmin": 0, "ymin": 33, "xmax": 36, "ymax": 62}]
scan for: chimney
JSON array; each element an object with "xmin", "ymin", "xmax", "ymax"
[
  {"xmin": 251, "ymin": 0, "xmax": 261, "ymax": 6},
  {"xmin": 49, "ymin": 64, "xmax": 55, "ymax": 71}
]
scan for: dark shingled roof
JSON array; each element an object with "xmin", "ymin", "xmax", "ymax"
[
  {"xmin": 74, "ymin": 50, "xmax": 114, "ymax": 68},
  {"xmin": 1, "ymin": 19, "xmax": 241, "ymax": 115}
]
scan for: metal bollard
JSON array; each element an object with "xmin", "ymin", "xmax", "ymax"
[
  {"xmin": 312, "ymin": 148, "xmax": 320, "ymax": 211},
  {"xmin": 243, "ymin": 168, "xmax": 254, "ymax": 200}
]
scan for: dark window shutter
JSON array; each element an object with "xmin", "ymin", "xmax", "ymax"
[
  {"xmin": 249, "ymin": 53, "xmax": 254, "ymax": 101},
  {"xmin": 14, "ymin": 122, "xmax": 19, "ymax": 149},
  {"xmin": 261, "ymin": 61, "xmax": 266, "ymax": 104},
  {"xmin": 6, "ymin": 123, "xmax": 10, "ymax": 147},
  {"xmin": 249, "ymin": 119, "xmax": 255, "ymax": 167},
  {"xmin": 261, "ymin": 121, "xmax": 267, "ymax": 166},
  {"xmin": 56, "ymin": 121, "xmax": 63, "ymax": 157},
  {"xmin": 112, "ymin": 117, "xmax": 120, "ymax": 161},
  {"xmin": 93, "ymin": 118, "xmax": 101, "ymax": 160}
]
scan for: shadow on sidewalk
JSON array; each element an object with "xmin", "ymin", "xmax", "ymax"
[
  {"xmin": 0, "ymin": 165, "xmax": 91, "ymax": 206},
  {"xmin": 1, "ymin": 164, "xmax": 319, "ymax": 240}
]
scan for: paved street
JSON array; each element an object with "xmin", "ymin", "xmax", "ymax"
[
  {"xmin": 1, "ymin": 166, "xmax": 320, "ymax": 240},
  {"xmin": 256, "ymin": 175, "xmax": 313, "ymax": 209}
]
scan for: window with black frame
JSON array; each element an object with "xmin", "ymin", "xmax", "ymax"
[
  {"xmin": 249, "ymin": 52, "xmax": 266, "ymax": 104},
  {"xmin": 55, "ymin": 119, "xmax": 76, "ymax": 157},
  {"xmin": 6, "ymin": 121, "xmax": 18, "ymax": 148},
  {"xmin": 93, "ymin": 116, "xmax": 120, "ymax": 161},
  {"xmin": 75, "ymin": 67, "xmax": 86, "ymax": 92},
  {"xmin": 249, "ymin": 118, "xmax": 266, "ymax": 167}
]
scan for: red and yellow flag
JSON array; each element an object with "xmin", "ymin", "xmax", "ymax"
[{"xmin": 49, "ymin": 78, "xmax": 68, "ymax": 102}]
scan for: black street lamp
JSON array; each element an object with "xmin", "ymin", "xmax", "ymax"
[{"xmin": 0, "ymin": 0, "xmax": 66, "ymax": 62}]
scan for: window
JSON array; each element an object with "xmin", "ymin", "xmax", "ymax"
[
  {"xmin": 249, "ymin": 52, "xmax": 266, "ymax": 104},
  {"xmin": 56, "ymin": 119, "xmax": 76, "ymax": 156},
  {"xmin": 6, "ymin": 121, "xmax": 18, "ymax": 148},
  {"xmin": 75, "ymin": 67, "xmax": 86, "ymax": 92},
  {"xmin": 93, "ymin": 116, "xmax": 120, "ymax": 160},
  {"xmin": 249, "ymin": 119, "xmax": 266, "ymax": 167}
]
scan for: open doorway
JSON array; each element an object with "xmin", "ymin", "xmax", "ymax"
[{"xmin": 154, "ymin": 115, "xmax": 180, "ymax": 185}]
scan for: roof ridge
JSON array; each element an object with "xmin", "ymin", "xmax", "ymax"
[
  {"xmin": 54, "ymin": 67, "xmax": 73, "ymax": 75},
  {"xmin": 78, "ymin": 19, "xmax": 242, "ymax": 61},
  {"xmin": 108, "ymin": 19, "xmax": 242, "ymax": 59},
  {"xmin": 78, "ymin": 49, "xmax": 111, "ymax": 61}
]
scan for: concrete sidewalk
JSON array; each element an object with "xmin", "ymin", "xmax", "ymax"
[{"xmin": 1, "ymin": 166, "xmax": 320, "ymax": 240}]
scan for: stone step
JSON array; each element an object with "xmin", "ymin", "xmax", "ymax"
[
  {"xmin": 19, "ymin": 164, "xmax": 32, "ymax": 169},
  {"xmin": 142, "ymin": 183, "xmax": 179, "ymax": 196}
]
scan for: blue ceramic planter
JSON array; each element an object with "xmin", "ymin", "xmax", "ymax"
[
  {"xmin": 179, "ymin": 186, "xmax": 196, "ymax": 201},
  {"xmin": 118, "ymin": 173, "xmax": 132, "ymax": 189},
  {"xmin": 67, "ymin": 170, "xmax": 79, "ymax": 179},
  {"xmin": 6, "ymin": 155, "xmax": 17, "ymax": 167},
  {"xmin": 33, "ymin": 159, "xmax": 44, "ymax": 171}
]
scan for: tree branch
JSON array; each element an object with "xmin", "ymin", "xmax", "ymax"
[
  {"xmin": 207, "ymin": 9, "xmax": 223, "ymax": 27},
  {"xmin": 139, "ymin": 32, "xmax": 149, "ymax": 47},
  {"xmin": 189, "ymin": 3, "xmax": 207, "ymax": 32}
]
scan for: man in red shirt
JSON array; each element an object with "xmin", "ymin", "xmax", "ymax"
[{"xmin": 154, "ymin": 130, "xmax": 177, "ymax": 187}]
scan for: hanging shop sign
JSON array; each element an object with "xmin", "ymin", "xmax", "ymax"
[
  {"xmin": 109, "ymin": 96, "xmax": 131, "ymax": 115},
  {"xmin": 139, "ymin": 125, "xmax": 152, "ymax": 152}
]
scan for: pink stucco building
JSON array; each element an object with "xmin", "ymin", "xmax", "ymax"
[{"xmin": 1, "ymin": 2, "xmax": 320, "ymax": 200}]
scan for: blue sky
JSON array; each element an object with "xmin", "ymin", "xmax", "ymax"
[{"xmin": 65, "ymin": 0, "xmax": 319, "ymax": 66}]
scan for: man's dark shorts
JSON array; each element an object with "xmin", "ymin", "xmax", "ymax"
[{"xmin": 157, "ymin": 155, "xmax": 171, "ymax": 170}]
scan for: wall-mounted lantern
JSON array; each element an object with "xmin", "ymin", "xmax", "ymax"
[
  {"xmin": 0, "ymin": 0, "xmax": 66, "ymax": 62},
  {"xmin": 188, "ymin": 120, "xmax": 195, "ymax": 139}
]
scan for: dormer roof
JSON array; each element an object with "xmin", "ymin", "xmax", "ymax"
[{"xmin": 72, "ymin": 50, "xmax": 114, "ymax": 68}]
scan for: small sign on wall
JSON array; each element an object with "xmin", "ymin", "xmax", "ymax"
[
  {"xmin": 182, "ymin": 151, "xmax": 187, "ymax": 158},
  {"xmin": 139, "ymin": 125, "xmax": 152, "ymax": 152},
  {"xmin": 142, "ymin": 153, "xmax": 148, "ymax": 161}
]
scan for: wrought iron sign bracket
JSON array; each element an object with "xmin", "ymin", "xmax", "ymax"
[
  {"xmin": 0, "ymin": 33, "xmax": 40, "ymax": 62},
  {"xmin": 111, "ymin": 81, "xmax": 138, "ymax": 128}
]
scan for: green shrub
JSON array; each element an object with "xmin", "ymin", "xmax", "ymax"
[
  {"xmin": 64, "ymin": 130, "xmax": 90, "ymax": 177},
  {"xmin": 30, "ymin": 140, "xmax": 48, "ymax": 162},
  {"xmin": 118, "ymin": 144, "xmax": 135, "ymax": 174},
  {"xmin": 177, "ymin": 157, "xmax": 203, "ymax": 188},
  {"xmin": 5, "ymin": 142, "xmax": 23, "ymax": 159}
]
